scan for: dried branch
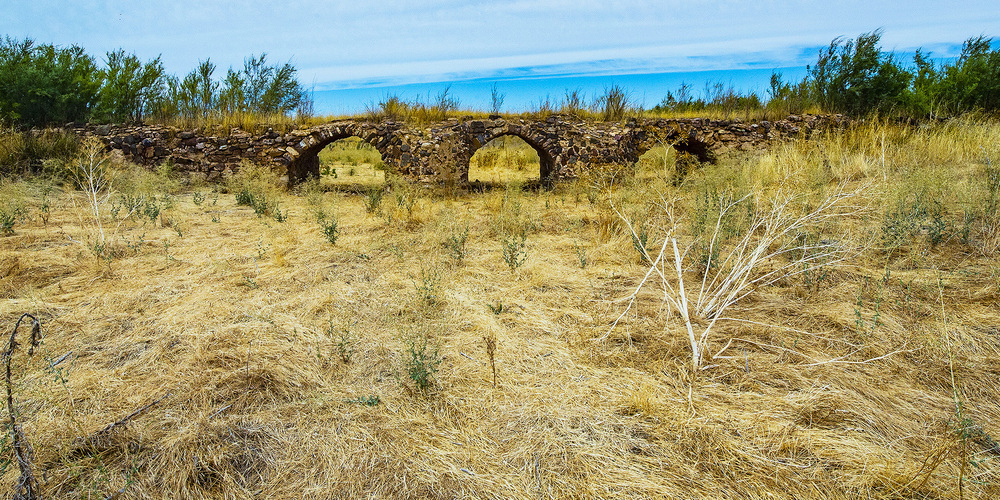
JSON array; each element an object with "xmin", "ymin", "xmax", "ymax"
[
  {"xmin": 5, "ymin": 313, "xmax": 42, "ymax": 500},
  {"xmin": 605, "ymin": 183, "xmax": 867, "ymax": 370},
  {"xmin": 76, "ymin": 393, "xmax": 170, "ymax": 452},
  {"xmin": 92, "ymin": 393, "xmax": 170, "ymax": 439}
]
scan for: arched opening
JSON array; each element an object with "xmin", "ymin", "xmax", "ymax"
[
  {"xmin": 316, "ymin": 136, "xmax": 387, "ymax": 187},
  {"xmin": 635, "ymin": 144, "xmax": 692, "ymax": 185},
  {"xmin": 468, "ymin": 135, "xmax": 550, "ymax": 185}
]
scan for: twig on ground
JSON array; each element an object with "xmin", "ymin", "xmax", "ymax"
[{"xmin": 5, "ymin": 313, "xmax": 42, "ymax": 500}]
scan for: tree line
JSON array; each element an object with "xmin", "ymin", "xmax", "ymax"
[
  {"xmin": 0, "ymin": 37, "xmax": 309, "ymax": 129},
  {"xmin": 2, "ymin": 30, "xmax": 997, "ymax": 129},
  {"xmin": 655, "ymin": 30, "xmax": 998, "ymax": 119}
]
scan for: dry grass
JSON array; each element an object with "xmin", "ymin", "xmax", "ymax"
[
  {"xmin": 317, "ymin": 137, "xmax": 386, "ymax": 188},
  {"xmin": 469, "ymin": 136, "xmax": 541, "ymax": 184},
  {"xmin": 0, "ymin": 118, "xmax": 999, "ymax": 499}
]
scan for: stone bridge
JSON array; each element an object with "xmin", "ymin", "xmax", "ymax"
[{"xmin": 81, "ymin": 114, "xmax": 846, "ymax": 185}]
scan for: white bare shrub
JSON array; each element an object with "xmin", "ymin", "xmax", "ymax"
[
  {"xmin": 605, "ymin": 184, "xmax": 866, "ymax": 370},
  {"xmin": 67, "ymin": 138, "xmax": 143, "ymax": 255}
]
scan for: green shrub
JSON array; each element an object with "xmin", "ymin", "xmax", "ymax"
[
  {"xmin": 444, "ymin": 226, "xmax": 469, "ymax": 263},
  {"xmin": 413, "ymin": 266, "xmax": 443, "ymax": 306},
  {"xmin": 0, "ymin": 209, "xmax": 17, "ymax": 235},
  {"xmin": 501, "ymin": 231, "xmax": 528, "ymax": 270},
  {"xmin": 0, "ymin": 37, "xmax": 100, "ymax": 127},
  {"xmin": 912, "ymin": 36, "xmax": 1000, "ymax": 117},
  {"xmin": 363, "ymin": 185, "xmax": 384, "ymax": 215},
  {"xmin": 315, "ymin": 208, "xmax": 340, "ymax": 245},
  {"xmin": 403, "ymin": 334, "xmax": 442, "ymax": 392},
  {"xmin": 1, "ymin": 128, "xmax": 79, "ymax": 175},
  {"xmin": 228, "ymin": 162, "xmax": 285, "ymax": 221},
  {"xmin": 809, "ymin": 30, "xmax": 912, "ymax": 116},
  {"xmin": 595, "ymin": 85, "xmax": 634, "ymax": 121}
]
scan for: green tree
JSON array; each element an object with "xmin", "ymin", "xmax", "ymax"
[
  {"xmin": 0, "ymin": 37, "xmax": 100, "ymax": 128},
  {"xmin": 937, "ymin": 36, "xmax": 1000, "ymax": 114},
  {"xmin": 808, "ymin": 30, "xmax": 911, "ymax": 115},
  {"xmin": 93, "ymin": 50, "xmax": 166, "ymax": 123},
  {"xmin": 218, "ymin": 54, "xmax": 304, "ymax": 115},
  {"xmin": 171, "ymin": 59, "xmax": 218, "ymax": 119},
  {"xmin": 218, "ymin": 68, "xmax": 247, "ymax": 114}
]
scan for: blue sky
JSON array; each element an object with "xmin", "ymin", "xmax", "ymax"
[{"xmin": 4, "ymin": 1, "xmax": 998, "ymax": 113}]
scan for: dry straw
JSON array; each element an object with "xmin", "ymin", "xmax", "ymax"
[{"xmin": 0, "ymin": 117, "xmax": 997, "ymax": 498}]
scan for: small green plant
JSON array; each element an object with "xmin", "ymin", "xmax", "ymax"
[
  {"xmin": 361, "ymin": 186, "xmax": 384, "ymax": 215},
  {"xmin": 235, "ymin": 187, "xmax": 287, "ymax": 222},
  {"xmin": 192, "ymin": 191, "xmax": 206, "ymax": 205},
  {"xmin": 273, "ymin": 204, "xmax": 287, "ymax": 222},
  {"xmin": 210, "ymin": 214, "xmax": 220, "ymax": 223},
  {"xmin": 241, "ymin": 275, "xmax": 259, "ymax": 289},
  {"xmin": 344, "ymin": 395, "xmax": 380, "ymax": 406},
  {"xmin": 853, "ymin": 276, "xmax": 884, "ymax": 337},
  {"xmin": 501, "ymin": 231, "xmax": 528, "ymax": 270},
  {"xmin": 801, "ymin": 261, "xmax": 830, "ymax": 292},
  {"xmin": 574, "ymin": 242, "xmax": 589, "ymax": 269},
  {"xmin": 0, "ymin": 210, "xmax": 16, "ymax": 236},
  {"xmin": 124, "ymin": 232, "xmax": 146, "ymax": 255},
  {"xmin": 927, "ymin": 200, "xmax": 949, "ymax": 248},
  {"xmin": 328, "ymin": 320, "xmax": 356, "ymax": 363},
  {"xmin": 255, "ymin": 239, "xmax": 270, "ymax": 259},
  {"xmin": 316, "ymin": 209, "xmax": 340, "ymax": 245},
  {"xmin": 444, "ymin": 226, "xmax": 469, "ymax": 262},
  {"xmin": 403, "ymin": 334, "xmax": 442, "ymax": 392},
  {"xmin": 0, "ymin": 201, "xmax": 28, "ymax": 236},
  {"xmin": 631, "ymin": 226, "xmax": 651, "ymax": 263},
  {"xmin": 487, "ymin": 302, "xmax": 505, "ymax": 315},
  {"xmin": 880, "ymin": 192, "xmax": 953, "ymax": 253},
  {"xmin": 413, "ymin": 266, "xmax": 443, "ymax": 305},
  {"xmin": 88, "ymin": 239, "xmax": 108, "ymax": 262},
  {"xmin": 142, "ymin": 196, "xmax": 161, "ymax": 224},
  {"xmin": 236, "ymin": 187, "xmax": 267, "ymax": 215}
]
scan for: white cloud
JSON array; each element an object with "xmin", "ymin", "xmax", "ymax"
[{"xmin": 3, "ymin": 0, "xmax": 997, "ymax": 86}]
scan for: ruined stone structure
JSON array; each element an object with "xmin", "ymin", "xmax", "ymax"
[{"xmin": 79, "ymin": 114, "xmax": 846, "ymax": 185}]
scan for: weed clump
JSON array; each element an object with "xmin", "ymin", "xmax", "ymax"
[
  {"xmin": 444, "ymin": 225, "xmax": 469, "ymax": 263},
  {"xmin": 228, "ymin": 162, "xmax": 286, "ymax": 221},
  {"xmin": 402, "ymin": 334, "xmax": 441, "ymax": 393},
  {"xmin": 315, "ymin": 208, "xmax": 340, "ymax": 245},
  {"xmin": 501, "ymin": 231, "xmax": 528, "ymax": 271}
]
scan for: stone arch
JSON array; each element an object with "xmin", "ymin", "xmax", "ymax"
[
  {"xmin": 672, "ymin": 136, "xmax": 716, "ymax": 163},
  {"xmin": 473, "ymin": 128, "xmax": 556, "ymax": 181},
  {"xmin": 283, "ymin": 124, "xmax": 395, "ymax": 185},
  {"xmin": 630, "ymin": 124, "xmax": 716, "ymax": 167}
]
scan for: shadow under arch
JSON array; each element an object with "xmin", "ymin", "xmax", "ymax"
[{"xmin": 631, "ymin": 133, "xmax": 718, "ymax": 185}]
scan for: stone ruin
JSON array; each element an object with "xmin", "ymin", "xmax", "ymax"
[{"xmin": 75, "ymin": 114, "xmax": 848, "ymax": 185}]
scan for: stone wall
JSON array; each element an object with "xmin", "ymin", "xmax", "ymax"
[{"xmin": 74, "ymin": 113, "xmax": 847, "ymax": 185}]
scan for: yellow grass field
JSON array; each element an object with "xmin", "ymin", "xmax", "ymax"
[{"xmin": 1, "ymin": 118, "xmax": 999, "ymax": 499}]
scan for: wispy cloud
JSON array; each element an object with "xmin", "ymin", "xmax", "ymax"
[{"xmin": 4, "ymin": 0, "xmax": 996, "ymax": 89}]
